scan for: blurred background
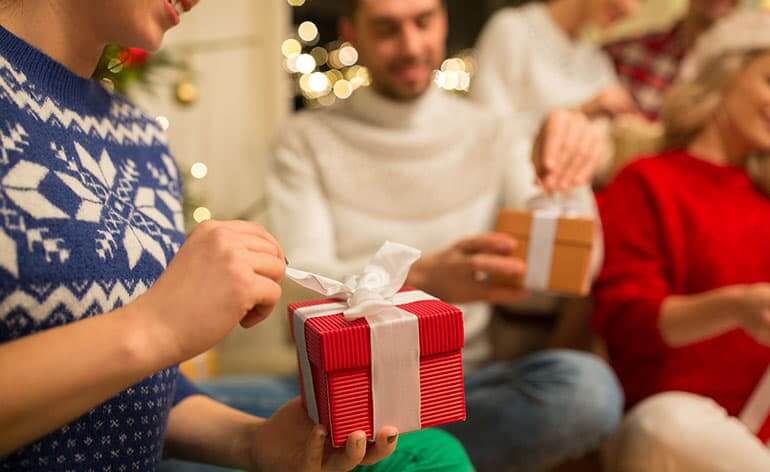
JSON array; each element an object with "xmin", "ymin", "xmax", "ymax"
[{"xmin": 105, "ymin": 0, "xmax": 733, "ymax": 378}]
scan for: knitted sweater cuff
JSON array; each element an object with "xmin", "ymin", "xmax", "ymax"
[{"xmin": 173, "ymin": 372, "xmax": 206, "ymax": 406}]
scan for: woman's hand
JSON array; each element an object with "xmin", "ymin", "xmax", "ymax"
[
  {"xmin": 661, "ymin": 284, "xmax": 770, "ymax": 347},
  {"xmin": 580, "ymin": 84, "xmax": 638, "ymax": 119},
  {"xmin": 248, "ymin": 398, "xmax": 399, "ymax": 472},
  {"xmin": 733, "ymin": 284, "xmax": 770, "ymax": 345},
  {"xmin": 0, "ymin": 220, "xmax": 284, "ymax": 454},
  {"xmin": 136, "ymin": 220, "xmax": 286, "ymax": 363},
  {"xmin": 531, "ymin": 109, "xmax": 608, "ymax": 192}
]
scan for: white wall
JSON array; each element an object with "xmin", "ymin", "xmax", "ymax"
[
  {"xmin": 136, "ymin": 0, "xmax": 290, "ymax": 222},
  {"xmin": 135, "ymin": 1, "xmax": 297, "ymax": 375}
]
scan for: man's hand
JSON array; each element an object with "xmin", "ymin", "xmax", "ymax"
[
  {"xmin": 532, "ymin": 109, "xmax": 608, "ymax": 192},
  {"xmin": 406, "ymin": 233, "xmax": 528, "ymax": 305},
  {"xmin": 249, "ymin": 398, "xmax": 398, "ymax": 472}
]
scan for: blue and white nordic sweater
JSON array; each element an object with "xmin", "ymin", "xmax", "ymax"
[{"xmin": 0, "ymin": 26, "xmax": 199, "ymax": 471}]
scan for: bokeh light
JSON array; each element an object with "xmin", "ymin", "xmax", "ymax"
[
  {"xmin": 308, "ymin": 72, "xmax": 331, "ymax": 94},
  {"xmin": 190, "ymin": 162, "xmax": 208, "ymax": 179},
  {"xmin": 310, "ymin": 47, "xmax": 329, "ymax": 66},
  {"xmin": 193, "ymin": 207, "xmax": 212, "ymax": 223},
  {"xmin": 334, "ymin": 80, "xmax": 353, "ymax": 99},
  {"xmin": 298, "ymin": 21, "xmax": 319, "ymax": 43},
  {"xmin": 338, "ymin": 45, "xmax": 359, "ymax": 67},
  {"xmin": 295, "ymin": 53, "xmax": 316, "ymax": 74},
  {"xmin": 281, "ymin": 38, "xmax": 302, "ymax": 58}
]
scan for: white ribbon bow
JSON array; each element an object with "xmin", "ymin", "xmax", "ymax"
[
  {"xmin": 286, "ymin": 241, "xmax": 421, "ymax": 317},
  {"xmin": 287, "ymin": 242, "xmax": 428, "ymax": 435}
]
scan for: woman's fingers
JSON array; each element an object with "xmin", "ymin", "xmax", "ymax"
[
  {"xmin": 241, "ymin": 237, "xmax": 282, "ymax": 258},
  {"xmin": 301, "ymin": 428, "xmax": 397, "ymax": 472},
  {"xmin": 241, "ymin": 251, "xmax": 286, "ymax": 282},
  {"xmin": 360, "ymin": 427, "xmax": 399, "ymax": 465},
  {"xmin": 240, "ymin": 276, "xmax": 282, "ymax": 328},
  {"xmin": 572, "ymin": 131, "xmax": 606, "ymax": 186},
  {"xmin": 241, "ymin": 304, "xmax": 276, "ymax": 328},
  {"xmin": 217, "ymin": 220, "xmax": 286, "ymax": 259},
  {"xmin": 540, "ymin": 111, "xmax": 568, "ymax": 188},
  {"xmin": 302, "ymin": 425, "xmax": 327, "ymax": 472},
  {"xmin": 558, "ymin": 123, "xmax": 597, "ymax": 189},
  {"xmin": 324, "ymin": 431, "xmax": 367, "ymax": 472}
]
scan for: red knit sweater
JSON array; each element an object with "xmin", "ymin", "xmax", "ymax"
[{"xmin": 594, "ymin": 150, "xmax": 770, "ymax": 421}]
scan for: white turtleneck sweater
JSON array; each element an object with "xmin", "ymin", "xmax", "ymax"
[
  {"xmin": 472, "ymin": 3, "xmax": 618, "ymax": 132},
  {"xmin": 266, "ymin": 86, "xmax": 596, "ymax": 367}
]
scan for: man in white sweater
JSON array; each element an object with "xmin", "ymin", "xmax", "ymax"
[{"xmin": 267, "ymin": 0, "xmax": 622, "ymax": 470}]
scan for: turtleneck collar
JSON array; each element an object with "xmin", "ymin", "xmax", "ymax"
[
  {"xmin": 342, "ymin": 84, "xmax": 445, "ymax": 129},
  {"xmin": 0, "ymin": 24, "xmax": 110, "ymax": 112}
]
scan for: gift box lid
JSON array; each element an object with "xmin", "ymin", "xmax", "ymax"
[
  {"xmin": 289, "ymin": 290, "xmax": 464, "ymax": 372},
  {"xmin": 496, "ymin": 208, "xmax": 594, "ymax": 246}
]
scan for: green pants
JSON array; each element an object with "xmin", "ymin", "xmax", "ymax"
[
  {"xmin": 161, "ymin": 428, "xmax": 472, "ymax": 472},
  {"xmin": 356, "ymin": 429, "xmax": 473, "ymax": 472}
]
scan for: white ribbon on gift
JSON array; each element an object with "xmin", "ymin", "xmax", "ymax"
[
  {"xmin": 523, "ymin": 194, "xmax": 581, "ymax": 291},
  {"xmin": 287, "ymin": 241, "xmax": 434, "ymax": 434},
  {"xmin": 739, "ymin": 366, "xmax": 770, "ymax": 444}
]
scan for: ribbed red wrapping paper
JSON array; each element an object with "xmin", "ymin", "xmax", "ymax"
[{"xmin": 289, "ymin": 290, "xmax": 467, "ymax": 447}]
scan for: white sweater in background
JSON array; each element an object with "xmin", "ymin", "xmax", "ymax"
[
  {"xmin": 472, "ymin": 3, "xmax": 618, "ymax": 131},
  {"xmin": 266, "ymin": 86, "xmax": 596, "ymax": 368}
]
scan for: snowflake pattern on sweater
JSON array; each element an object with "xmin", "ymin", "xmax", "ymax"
[{"xmin": 0, "ymin": 26, "xmax": 197, "ymax": 471}]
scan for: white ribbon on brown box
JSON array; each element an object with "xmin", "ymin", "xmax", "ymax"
[
  {"xmin": 286, "ymin": 241, "xmax": 436, "ymax": 434},
  {"xmin": 523, "ymin": 194, "xmax": 581, "ymax": 291}
]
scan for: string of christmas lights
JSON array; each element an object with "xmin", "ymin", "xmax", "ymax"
[{"xmin": 283, "ymin": 0, "xmax": 476, "ymax": 107}]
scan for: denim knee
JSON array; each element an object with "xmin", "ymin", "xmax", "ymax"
[
  {"xmin": 446, "ymin": 349, "xmax": 623, "ymax": 471},
  {"xmin": 533, "ymin": 350, "xmax": 624, "ymax": 446}
]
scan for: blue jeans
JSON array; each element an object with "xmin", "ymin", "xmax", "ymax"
[
  {"xmin": 444, "ymin": 349, "xmax": 623, "ymax": 471},
  {"xmin": 162, "ymin": 349, "xmax": 622, "ymax": 472},
  {"xmin": 159, "ymin": 377, "xmax": 300, "ymax": 472}
]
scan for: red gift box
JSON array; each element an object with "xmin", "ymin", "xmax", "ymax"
[{"xmin": 289, "ymin": 289, "xmax": 466, "ymax": 447}]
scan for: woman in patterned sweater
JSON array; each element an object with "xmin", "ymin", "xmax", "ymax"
[{"xmin": 0, "ymin": 1, "xmax": 472, "ymax": 471}]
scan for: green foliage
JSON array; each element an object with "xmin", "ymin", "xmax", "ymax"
[{"xmin": 93, "ymin": 45, "xmax": 176, "ymax": 96}]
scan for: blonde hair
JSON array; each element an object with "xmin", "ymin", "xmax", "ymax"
[{"xmin": 661, "ymin": 50, "xmax": 764, "ymax": 150}]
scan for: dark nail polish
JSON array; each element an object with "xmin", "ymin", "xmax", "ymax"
[{"xmin": 387, "ymin": 434, "xmax": 397, "ymax": 444}]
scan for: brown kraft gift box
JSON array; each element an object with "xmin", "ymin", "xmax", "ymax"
[{"xmin": 495, "ymin": 208, "xmax": 595, "ymax": 296}]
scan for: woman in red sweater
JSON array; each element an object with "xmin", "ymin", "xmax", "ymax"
[{"xmin": 595, "ymin": 11, "xmax": 770, "ymax": 470}]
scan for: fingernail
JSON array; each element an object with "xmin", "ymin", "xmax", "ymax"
[
  {"xmin": 387, "ymin": 434, "xmax": 398, "ymax": 444},
  {"xmin": 356, "ymin": 438, "xmax": 365, "ymax": 449}
]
